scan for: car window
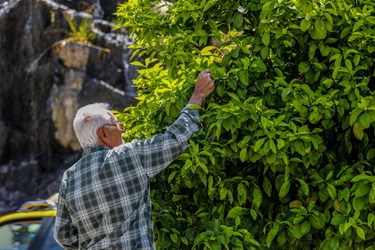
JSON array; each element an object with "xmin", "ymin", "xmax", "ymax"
[
  {"xmin": 28, "ymin": 217, "xmax": 63, "ymax": 250},
  {"xmin": 38, "ymin": 220, "xmax": 62, "ymax": 250},
  {"xmin": 0, "ymin": 217, "xmax": 62, "ymax": 250},
  {"xmin": 0, "ymin": 220, "xmax": 41, "ymax": 250}
]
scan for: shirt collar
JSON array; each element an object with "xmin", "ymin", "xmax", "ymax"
[{"xmin": 83, "ymin": 146, "xmax": 110, "ymax": 156}]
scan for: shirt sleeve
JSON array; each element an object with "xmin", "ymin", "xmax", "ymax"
[
  {"xmin": 54, "ymin": 176, "xmax": 79, "ymax": 250},
  {"xmin": 129, "ymin": 104, "xmax": 201, "ymax": 178}
]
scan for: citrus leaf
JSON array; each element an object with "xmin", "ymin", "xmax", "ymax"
[{"xmin": 353, "ymin": 122, "xmax": 364, "ymax": 140}]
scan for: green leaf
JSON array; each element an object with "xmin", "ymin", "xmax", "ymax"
[
  {"xmin": 269, "ymin": 139, "xmax": 277, "ymax": 154},
  {"xmin": 250, "ymin": 209, "xmax": 257, "ymax": 220},
  {"xmin": 344, "ymin": 48, "xmax": 360, "ymax": 57},
  {"xmin": 170, "ymin": 233, "xmax": 179, "ymax": 243},
  {"xmin": 200, "ymin": 163, "xmax": 209, "ymax": 174},
  {"xmin": 360, "ymin": 187, "xmax": 374, "ymax": 204},
  {"xmin": 353, "ymin": 122, "xmax": 364, "ymax": 140},
  {"xmin": 355, "ymin": 183, "xmax": 370, "ymax": 197},
  {"xmin": 222, "ymin": 118, "xmax": 232, "ymax": 131},
  {"xmin": 309, "ymin": 214, "xmax": 325, "ymax": 229},
  {"xmin": 359, "ymin": 112, "xmax": 371, "ymax": 129},
  {"xmin": 351, "ymin": 174, "xmax": 372, "ymax": 182},
  {"xmin": 309, "ymin": 44, "xmax": 317, "ymax": 60},
  {"xmin": 186, "ymin": 227, "xmax": 195, "ymax": 242},
  {"xmin": 353, "ymin": 197, "xmax": 364, "ymax": 210},
  {"xmin": 300, "ymin": 19, "xmax": 311, "ymax": 32},
  {"xmin": 276, "ymin": 139, "xmax": 285, "ymax": 149},
  {"xmin": 220, "ymin": 187, "xmax": 227, "ymax": 200},
  {"xmin": 326, "ymin": 184, "xmax": 336, "ymax": 199},
  {"xmin": 181, "ymin": 236, "xmax": 188, "ymax": 245},
  {"xmin": 233, "ymin": 12, "xmax": 243, "ymax": 29},
  {"xmin": 289, "ymin": 200, "xmax": 303, "ymax": 208},
  {"xmin": 297, "ymin": 179, "xmax": 309, "ymax": 196},
  {"xmin": 331, "ymin": 214, "xmax": 346, "ymax": 225},
  {"xmin": 249, "ymin": 238, "xmax": 260, "ymax": 247},
  {"xmin": 227, "ymin": 190, "xmax": 233, "ymax": 204},
  {"xmin": 263, "ymin": 177, "xmax": 272, "ymax": 197},
  {"xmin": 353, "ymin": 19, "xmax": 364, "ymax": 32},
  {"xmin": 300, "ymin": 220, "xmax": 311, "ymax": 235},
  {"xmin": 262, "ymin": 1, "xmax": 274, "ymax": 12},
  {"xmin": 329, "ymin": 53, "xmax": 341, "ymax": 62},
  {"xmin": 227, "ymin": 206, "xmax": 245, "ymax": 218},
  {"xmin": 368, "ymin": 213, "xmax": 375, "ymax": 227},
  {"xmin": 323, "ymin": 13, "xmax": 333, "ymax": 32},
  {"xmin": 281, "ymin": 87, "xmax": 293, "ymax": 101},
  {"xmin": 254, "ymin": 138, "xmax": 266, "ymax": 152},
  {"xmin": 319, "ymin": 44, "xmax": 330, "ymax": 57},
  {"xmin": 240, "ymin": 148, "xmax": 247, "ymax": 162},
  {"xmin": 216, "ymin": 235, "xmax": 226, "ymax": 245},
  {"xmin": 350, "ymin": 108, "xmax": 362, "ymax": 126},
  {"xmin": 261, "ymin": 46, "xmax": 269, "ymax": 59},
  {"xmin": 237, "ymin": 183, "xmax": 247, "ymax": 205},
  {"xmin": 130, "ymin": 60, "xmax": 145, "ymax": 67},
  {"xmin": 367, "ymin": 148, "xmax": 375, "ymax": 160},
  {"xmin": 266, "ymin": 225, "xmax": 279, "ymax": 247},
  {"xmin": 253, "ymin": 187, "xmax": 263, "ymax": 208},
  {"xmin": 298, "ymin": 61, "xmax": 310, "ymax": 73},
  {"xmin": 356, "ymin": 227, "xmax": 366, "ymax": 240},
  {"xmin": 194, "ymin": 230, "xmax": 215, "ymax": 244},
  {"xmin": 277, "ymin": 230, "xmax": 287, "ymax": 246},
  {"xmin": 263, "ymin": 139, "xmax": 271, "ymax": 154},
  {"xmin": 340, "ymin": 26, "xmax": 352, "ymax": 39},
  {"xmin": 262, "ymin": 31, "xmax": 270, "ymax": 46},
  {"xmin": 294, "ymin": 140, "xmax": 306, "ymax": 155},
  {"xmin": 208, "ymin": 19, "xmax": 218, "ymax": 30},
  {"xmin": 279, "ymin": 181, "xmax": 290, "ymax": 198},
  {"xmin": 251, "ymin": 58, "xmax": 267, "ymax": 72},
  {"xmin": 314, "ymin": 18, "xmax": 327, "ymax": 39},
  {"xmin": 227, "ymin": 92, "xmax": 239, "ymax": 101},
  {"xmin": 354, "ymin": 54, "xmax": 361, "ymax": 66},
  {"xmin": 208, "ymin": 241, "xmax": 221, "ymax": 250},
  {"xmin": 168, "ymin": 171, "xmax": 178, "ymax": 183},
  {"xmin": 345, "ymin": 59, "xmax": 353, "ymax": 74},
  {"xmin": 323, "ymin": 79, "xmax": 334, "ymax": 88},
  {"xmin": 339, "ymin": 188, "xmax": 351, "ymax": 202},
  {"xmin": 239, "ymin": 70, "xmax": 249, "ymax": 86},
  {"xmin": 289, "ymin": 223, "xmax": 304, "ymax": 239}
]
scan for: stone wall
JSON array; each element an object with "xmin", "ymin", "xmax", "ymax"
[{"xmin": 0, "ymin": 0, "xmax": 138, "ymax": 214}]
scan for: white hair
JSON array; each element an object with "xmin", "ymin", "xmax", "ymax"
[{"xmin": 73, "ymin": 103, "xmax": 114, "ymax": 149}]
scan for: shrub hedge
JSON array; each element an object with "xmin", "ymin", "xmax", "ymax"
[{"xmin": 115, "ymin": 0, "xmax": 375, "ymax": 249}]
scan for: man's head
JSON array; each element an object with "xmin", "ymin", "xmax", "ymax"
[{"xmin": 73, "ymin": 103, "xmax": 124, "ymax": 149}]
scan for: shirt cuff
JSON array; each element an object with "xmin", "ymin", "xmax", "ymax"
[{"xmin": 180, "ymin": 104, "xmax": 202, "ymax": 128}]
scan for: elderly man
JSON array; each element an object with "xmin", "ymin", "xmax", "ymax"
[{"xmin": 54, "ymin": 69, "xmax": 215, "ymax": 249}]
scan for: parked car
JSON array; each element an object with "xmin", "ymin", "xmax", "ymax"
[{"xmin": 0, "ymin": 194, "xmax": 62, "ymax": 250}]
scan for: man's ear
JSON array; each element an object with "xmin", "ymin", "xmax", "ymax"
[{"xmin": 97, "ymin": 127, "xmax": 108, "ymax": 146}]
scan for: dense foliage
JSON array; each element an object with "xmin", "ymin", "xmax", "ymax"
[{"xmin": 115, "ymin": 0, "xmax": 375, "ymax": 249}]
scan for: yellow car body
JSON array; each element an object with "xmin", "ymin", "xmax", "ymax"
[
  {"xmin": 0, "ymin": 210, "xmax": 57, "ymax": 224},
  {"xmin": 0, "ymin": 194, "xmax": 62, "ymax": 250}
]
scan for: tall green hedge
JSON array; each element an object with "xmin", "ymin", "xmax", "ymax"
[{"xmin": 115, "ymin": 0, "xmax": 375, "ymax": 249}]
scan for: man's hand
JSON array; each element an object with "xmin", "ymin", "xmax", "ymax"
[{"xmin": 188, "ymin": 69, "xmax": 215, "ymax": 106}]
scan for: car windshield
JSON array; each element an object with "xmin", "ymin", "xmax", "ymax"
[{"xmin": 0, "ymin": 216, "xmax": 62, "ymax": 250}]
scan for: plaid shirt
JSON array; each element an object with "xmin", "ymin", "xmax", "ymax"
[{"xmin": 54, "ymin": 105, "xmax": 201, "ymax": 249}]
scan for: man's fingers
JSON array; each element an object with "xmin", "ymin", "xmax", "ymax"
[
  {"xmin": 196, "ymin": 69, "xmax": 215, "ymax": 97},
  {"xmin": 199, "ymin": 69, "xmax": 211, "ymax": 78},
  {"xmin": 202, "ymin": 68, "xmax": 211, "ymax": 74}
]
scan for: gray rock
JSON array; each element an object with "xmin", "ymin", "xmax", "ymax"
[{"xmin": 0, "ymin": 0, "xmax": 138, "ymax": 214}]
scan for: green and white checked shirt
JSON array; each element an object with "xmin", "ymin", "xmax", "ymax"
[{"xmin": 54, "ymin": 105, "xmax": 201, "ymax": 249}]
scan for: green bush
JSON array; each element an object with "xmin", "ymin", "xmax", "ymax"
[{"xmin": 115, "ymin": 0, "xmax": 375, "ymax": 249}]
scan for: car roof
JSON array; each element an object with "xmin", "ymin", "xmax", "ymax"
[{"xmin": 0, "ymin": 193, "xmax": 58, "ymax": 224}]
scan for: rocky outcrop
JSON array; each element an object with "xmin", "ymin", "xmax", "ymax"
[{"xmin": 0, "ymin": 0, "xmax": 138, "ymax": 214}]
